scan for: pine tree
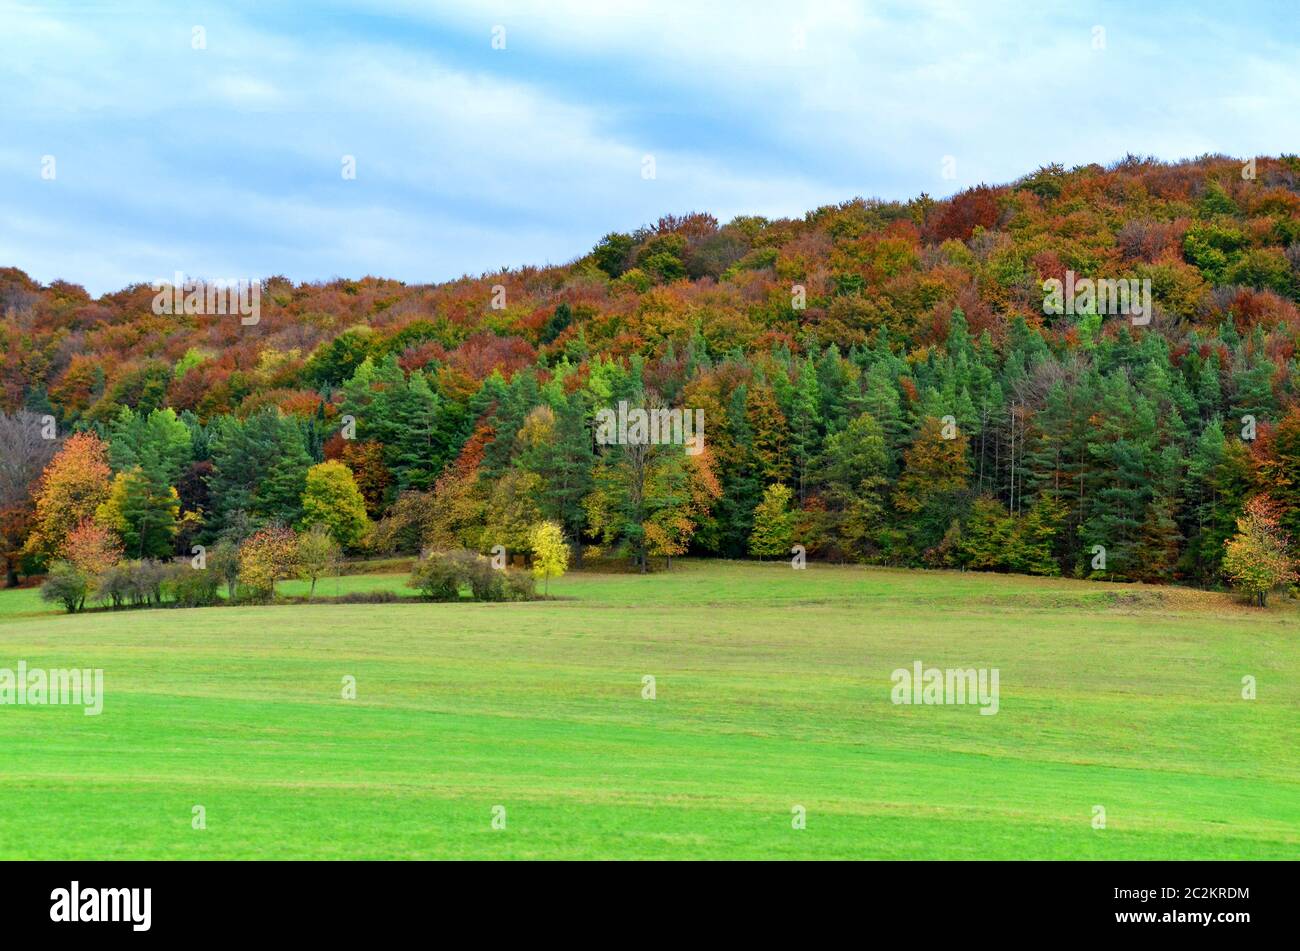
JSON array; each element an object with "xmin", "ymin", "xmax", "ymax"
[
  {"xmin": 893, "ymin": 416, "xmax": 971, "ymax": 561},
  {"xmin": 748, "ymin": 483, "xmax": 795, "ymax": 559},
  {"xmin": 816, "ymin": 411, "xmax": 889, "ymax": 561}
]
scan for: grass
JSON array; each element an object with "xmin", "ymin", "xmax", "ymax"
[{"xmin": 0, "ymin": 560, "xmax": 1296, "ymax": 859}]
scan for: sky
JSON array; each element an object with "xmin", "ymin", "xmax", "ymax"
[{"xmin": 2, "ymin": 0, "xmax": 1299, "ymax": 297}]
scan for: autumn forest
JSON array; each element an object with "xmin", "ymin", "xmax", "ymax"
[{"xmin": 4, "ymin": 154, "xmax": 1300, "ymax": 602}]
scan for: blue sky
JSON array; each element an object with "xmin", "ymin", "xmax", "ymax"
[{"xmin": 2, "ymin": 0, "xmax": 1298, "ymax": 296}]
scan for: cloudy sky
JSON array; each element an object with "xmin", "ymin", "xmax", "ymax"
[{"xmin": 2, "ymin": 0, "xmax": 1298, "ymax": 296}]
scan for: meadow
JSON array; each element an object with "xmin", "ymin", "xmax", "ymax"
[{"xmin": 0, "ymin": 561, "xmax": 1296, "ymax": 859}]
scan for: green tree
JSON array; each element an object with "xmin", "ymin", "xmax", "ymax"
[
  {"xmin": 96, "ymin": 467, "xmax": 180, "ymax": 559},
  {"xmin": 207, "ymin": 409, "xmax": 313, "ymax": 533},
  {"xmin": 894, "ymin": 417, "xmax": 971, "ymax": 562},
  {"xmin": 748, "ymin": 483, "xmax": 795, "ymax": 559},
  {"xmin": 300, "ymin": 460, "xmax": 371, "ymax": 548},
  {"xmin": 816, "ymin": 411, "xmax": 889, "ymax": 561}
]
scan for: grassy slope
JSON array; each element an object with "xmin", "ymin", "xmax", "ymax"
[{"xmin": 0, "ymin": 561, "xmax": 1295, "ymax": 859}]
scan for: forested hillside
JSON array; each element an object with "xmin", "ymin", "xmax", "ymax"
[{"xmin": 5, "ymin": 153, "xmax": 1300, "ymax": 588}]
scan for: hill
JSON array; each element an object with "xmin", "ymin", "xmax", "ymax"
[{"xmin": 4, "ymin": 153, "xmax": 1300, "ymax": 586}]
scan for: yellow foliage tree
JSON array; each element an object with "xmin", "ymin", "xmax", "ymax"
[{"xmin": 529, "ymin": 520, "xmax": 569, "ymax": 596}]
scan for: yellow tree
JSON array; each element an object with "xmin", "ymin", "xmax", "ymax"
[
  {"xmin": 529, "ymin": 520, "xmax": 569, "ymax": 596},
  {"xmin": 237, "ymin": 526, "xmax": 299, "ymax": 601},
  {"xmin": 24, "ymin": 431, "xmax": 112, "ymax": 564},
  {"xmin": 1223, "ymin": 496, "xmax": 1297, "ymax": 606}
]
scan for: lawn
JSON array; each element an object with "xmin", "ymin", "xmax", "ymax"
[{"xmin": 0, "ymin": 560, "xmax": 1296, "ymax": 859}]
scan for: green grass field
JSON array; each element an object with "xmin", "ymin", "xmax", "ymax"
[{"xmin": 0, "ymin": 561, "xmax": 1296, "ymax": 859}]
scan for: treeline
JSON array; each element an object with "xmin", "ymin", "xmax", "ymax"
[{"xmin": 3, "ymin": 154, "xmax": 1300, "ymax": 597}]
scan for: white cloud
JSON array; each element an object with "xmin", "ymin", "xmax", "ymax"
[{"xmin": 1, "ymin": 0, "xmax": 1297, "ymax": 295}]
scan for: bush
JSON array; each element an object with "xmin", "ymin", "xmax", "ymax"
[
  {"xmin": 333, "ymin": 590, "xmax": 403, "ymax": 604},
  {"xmin": 502, "ymin": 569, "xmax": 536, "ymax": 602},
  {"xmin": 409, "ymin": 551, "xmax": 464, "ymax": 601},
  {"xmin": 409, "ymin": 549, "xmax": 537, "ymax": 602},
  {"xmin": 127, "ymin": 560, "xmax": 170, "ymax": 607},
  {"xmin": 168, "ymin": 566, "xmax": 222, "ymax": 608},
  {"xmin": 40, "ymin": 561, "xmax": 89, "ymax": 613},
  {"xmin": 94, "ymin": 562, "xmax": 134, "ymax": 608},
  {"xmin": 463, "ymin": 554, "xmax": 507, "ymax": 602}
]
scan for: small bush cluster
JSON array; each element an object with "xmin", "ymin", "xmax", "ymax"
[
  {"xmin": 40, "ymin": 558, "xmax": 222, "ymax": 613},
  {"xmin": 409, "ymin": 549, "xmax": 536, "ymax": 602},
  {"xmin": 331, "ymin": 590, "xmax": 405, "ymax": 604},
  {"xmin": 168, "ymin": 566, "xmax": 223, "ymax": 608}
]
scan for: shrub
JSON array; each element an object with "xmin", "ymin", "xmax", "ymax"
[
  {"xmin": 94, "ymin": 562, "xmax": 133, "ymax": 608},
  {"xmin": 40, "ymin": 561, "xmax": 89, "ymax": 613},
  {"xmin": 409, "ymin": 551, "xmax": 463, "ymax": 601},
  {"xmin": 333, "ymin": 590, "xmax": 403, "ymax": 604},
  {"xmin": 502, "ymin": 569, "xmax": 536, "ymax": 602},
  {"xmin": 409, "ymin": 548, "xmax": 536, "ymax": 602},
  {"xmin": 168, "ymin": 567, "xmax": 222, "ymax": 608},
  {"xmin": 127, "ymin": 560, "xmax": 171, "ymax": 607},
  {"xmin": 463, "ymin": 553, "xmax": 507, "ymax": 602}
]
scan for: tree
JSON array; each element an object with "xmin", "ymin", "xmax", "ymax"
[
  {"xmin": 1255, "ymin": 407, "xmax": 1300, "ymax": 543},
  {"xmin": 642, "ymin": 445, "xmax": 721, "ymax": 568},
  {"xmin": 1010, "ymin": 492, "xmax": 1065, "ymax": 576},
  {"xmin": 300, "ymin": 460, "xmax": 371, "ymax": 548},
  {"xmin": 207, "ymin": 409, "xmax": 312, "ymax": 534},
  {"xmin": 745, "ymin": 383, "xmax": 791, "ymax": 484},
  {"xmin": 787, "ymin": 358, "xmax": 823, "ymax": 502},
  {"xmin": 961, "ymin": 496, "xmax": 1013, "ymax": 570},
  {"xmin": 0, "ymin": 411, "xmax": 61, "ymax": 586},
  {"xmin": 40, "ymin": 562, "xmax": 89, "ymax": 613},
  {"xmin": 592, "ymin": 232, "xmax": 635, "ymax": 277},
  {"xmin": 23, "ymin": 431, "xmax": 112, "ymax": 565},
  {"xmin": 515, "ymin": 398, "xmax": 594, "ymax": 560},
  {"xmin": 584, "ymin": 404, "xmax": 714, "ymax": 572},
  {"xmin": 339, "ymin": 439, "xmax": 391, "ymax": 517},
  {"xmin": 482, "ymin": 468, "xmax": 543, "ymax": 555},
  {"xmin": 237, "ymin": 526, "xmax": 299, "ymax": 601},
  {"xmin": 529, "ymin": 520, "xmax": 569, "ymax": 596},
  {"xmin": 426, "ymin": 427, "xmax": 490, "ymax": 551},
  {"xmin": 63, "ymin": 518, "xmax": 123, "ymax": 576},
  {"xmin": 749, "ymin": 483, "xmax": 795, "ymax": 559},
  {"xmin": 208, "ymin": 540, "xmax": 240, "ymax": 600},
  {"xmin": 95, "ymin": 467, "xmax": 180, "ymax": 559},
  {"xmin": 1222, "ymin": 496, "xmax": 1297, "ymax": 606},
  {"xmin": 296, "ymin": 525, "xmax": 341, "ymax": 599},
  {"xmin": 893, "ymin": 417, "xmax": 971, "ymax": 560},
  {"xmin": 816, "ymin": 411, "xmax": 889, "ymax": 561},
  {"xmin": 107, "ymin": 406, "xmax": 192, "ymax": 485}
]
